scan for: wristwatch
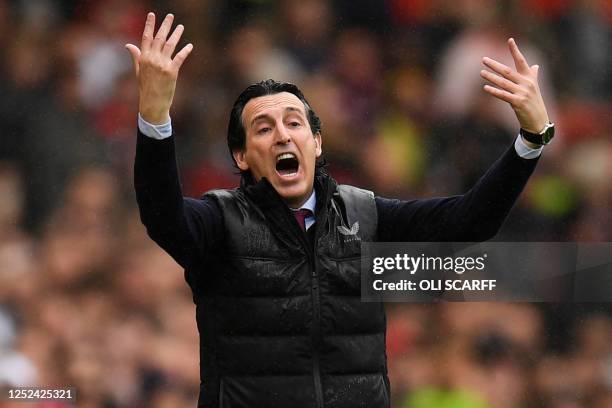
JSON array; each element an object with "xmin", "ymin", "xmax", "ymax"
[{"xmin": 520, "ymin": 122, "xmax": 555, "ymax": 145}]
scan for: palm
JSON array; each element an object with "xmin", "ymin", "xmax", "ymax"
[{"xmin": 125, "ymin": 13, "xmax": 193, "ymax": 124}]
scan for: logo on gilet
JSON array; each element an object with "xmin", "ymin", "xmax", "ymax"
[{"xmin": 337, "ymin": 222, "xmax": 360, "ymax": 242}]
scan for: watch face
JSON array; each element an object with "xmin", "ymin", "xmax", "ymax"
[{"xmin": 542, "ymin": 126, "xmax": 555, "ymax": 144}]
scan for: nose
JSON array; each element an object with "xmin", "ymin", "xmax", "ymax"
[{"xmin": 274, "ymin": 124, "xmax": 291, "ymax": 145}]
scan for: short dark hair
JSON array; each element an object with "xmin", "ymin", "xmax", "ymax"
[{"xmin": 227, "ymin": 79, "xmax": 322, "ymax": 162}]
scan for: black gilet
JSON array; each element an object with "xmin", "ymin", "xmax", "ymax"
[{"xmin": 186, "ymin": 172, "xmax": 389, "ymax": 408}]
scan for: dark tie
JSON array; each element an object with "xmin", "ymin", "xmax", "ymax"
[{"xmin": 293, "ymin": 209, "xmax": 312, "ymax": 231}]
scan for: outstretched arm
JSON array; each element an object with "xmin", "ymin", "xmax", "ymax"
[
  {"xmin": 129, "ymin": 13, "xmax": 223, "ymax": 269},
  {"xmin": 377, "ymin": 142, "xmax": 538, "ymax": 242},
  {"xmin": 378, "ymin": 38, "xmax": 550, "ymax": 242}
]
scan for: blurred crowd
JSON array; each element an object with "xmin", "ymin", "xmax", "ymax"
[{"xmin": 0, "ymin": 0, "xmax": 611, "ymax": 407}]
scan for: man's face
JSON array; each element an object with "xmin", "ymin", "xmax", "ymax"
[{"xmin": 233, "ymin": 92, "xmax": 322, "ymax": 208}]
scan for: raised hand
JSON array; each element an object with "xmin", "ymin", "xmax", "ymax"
[
  {"xmin": 480, "ymin": 38, "xmax": 549, "ymax": 134},
  {"xmin": 125, "ymin": 13, "xmax": 193, "ymax": 124}
]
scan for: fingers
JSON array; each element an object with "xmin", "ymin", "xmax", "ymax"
[
  {"xmin": 480, "ymin": 69, "xmax": 519, "ymax": 94},
  {"xmin": 137, "ymin": 12, "xmax": 192, "ymax": 73},
  {"xmin": 162, "ymin": 24, "xmax": 184, "ymax": 58},
  {"xmin": 482, "ymin": 57, "xmax": 521, "ymax": 84},
  {"xmin": 172, "ymin": 43, "xmax": 194, "ymax": 70},
  {"xmin": 153, "ymin": 13, "xmax": 174, "ymax": 51},
  {"xmin": 481, "ymin": 39, "xmax": 549, "ymax": 131},
  {"xmin": 508, "ymin": 38, "xmax": 530, "ymax": 75},
  {"xmin": 483, "ymin": 84, "xmax": 518, "ymax": 105},
  {"xmin": 125, "ymin": 44, "xmax": 141, "ymax": 76},
  {"xmin": 141, "ymin": 12, "xmax": 155, "ymax": 52}
]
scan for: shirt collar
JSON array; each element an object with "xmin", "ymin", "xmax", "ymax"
[{"xmin": 292, "ymin": 190, "xmax": 316, "ymax": 214}]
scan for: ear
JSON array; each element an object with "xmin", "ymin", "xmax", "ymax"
[
  {"xmin": 314, "ymin": 132, "xmax": 322, "ymax": 158},
  {"xmin": 232, "ymin": 149, "xmax": 250, "ymax": 171}
]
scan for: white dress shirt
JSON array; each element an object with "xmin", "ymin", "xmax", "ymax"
[{"xmin": 291, "ymin": 190, "xmax": 316, "ymax": 230}]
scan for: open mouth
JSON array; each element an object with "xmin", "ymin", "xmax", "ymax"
[{"xmin": 276, "ymin": 153, "xmax": 299, "ymax": 177}]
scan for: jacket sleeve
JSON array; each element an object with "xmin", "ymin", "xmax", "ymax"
[
  {"xmin": 134, "ymin": 130, "xmax": 224, "ymax": 268},
  {"xmin": 376, "ymin": 142, "xmax": 540, "ymax": 242}
]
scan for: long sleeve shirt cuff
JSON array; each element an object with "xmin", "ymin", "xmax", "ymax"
[
  {"xmin": 514, "ymin": 134, "xmax": 543, "ymax": 159},
  {"xmin": 138, "ymin": 113, "xmax": 173, "ymax": 140}
]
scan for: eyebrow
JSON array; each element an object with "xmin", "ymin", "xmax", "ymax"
[{"xmin": 250, "ymin": 106, "xmax": 305, "ymax": 127}]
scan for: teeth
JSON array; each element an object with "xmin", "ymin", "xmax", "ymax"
[{"xmin": 277, "ymin": 153, "xmax": 296, "ymax": 162}]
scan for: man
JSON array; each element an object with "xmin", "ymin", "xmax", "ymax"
[{"xmin": 127, "ymin": 12, "xmax": 552, "ymax": 408}]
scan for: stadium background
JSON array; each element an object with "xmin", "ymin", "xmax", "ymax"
[{"xmin": 0, "ymin": 0, "xmax": 611, "ymax": 406}]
